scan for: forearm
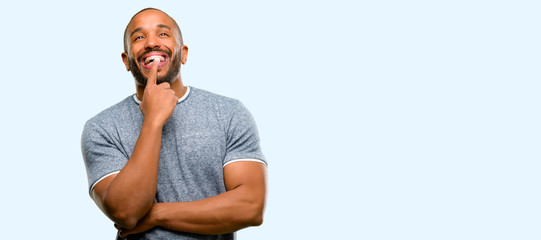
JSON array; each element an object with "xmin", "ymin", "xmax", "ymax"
[
  {"xmin": 150, "ymin": 187, "xmax": 265, "ymax": 235},
  {"xmin": 97, "ymin": 121, "xmax": 163, "ymax": 228},
  {"xmin": 117, "ymin": 162, "xmax": 267, "ymax": 238}
]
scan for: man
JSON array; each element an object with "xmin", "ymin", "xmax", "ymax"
[{"xmin": 82, "ymin": 8, "xmax": 267, "ymax": 239}]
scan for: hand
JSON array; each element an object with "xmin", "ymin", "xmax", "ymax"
[{"xmin": 139, "ymin": 59, "xmax": 179, "ymax": 127}]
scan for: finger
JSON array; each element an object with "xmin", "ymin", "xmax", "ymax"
[
  {"xmin": 119, "ymin": 229, "xmax": 129, "ymax": 239},
  {"xmin": 158, "ymin": 82, "xmax": 170, "ymax": 89},
  {"xmin": 167, "ymin": 89, "xmax": 177, "ymax": 97},
  {"xmin": 146, "ymin": 59, "xmax": 160, "ymax": 86},
  {"xmin": 117, "ymin": 230, "xmax": 125, "ymax": 239}
]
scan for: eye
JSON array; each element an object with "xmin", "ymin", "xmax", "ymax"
[
  {"xmin": 159, "ymin": 33, "xmax": 169, "ymax": 37},
  {"xmin": 133, "ymin": 36, "xmax": 144, "ymax": 41}
]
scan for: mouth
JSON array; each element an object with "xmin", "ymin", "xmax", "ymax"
[{"xmin": 140, "ymin": 52, "xmax": 168, "ymax": 69}]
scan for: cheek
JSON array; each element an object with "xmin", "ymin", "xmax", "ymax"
[{"xmin": 129, "ymin": 44, "xmax": 145, "ymax": 59}]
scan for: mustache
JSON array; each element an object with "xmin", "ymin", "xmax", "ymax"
[{"xmin": 136, "ymin": 47, "xmax": 172, "ymax": 62}]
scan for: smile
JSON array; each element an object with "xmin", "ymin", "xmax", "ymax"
[
  {"xmin": 140, "ymin": 52, "xmax": 168, "ymax": 68},
  {"xmin": 145, "ymin": 55, "xmax": 165, "ymax": 65}
]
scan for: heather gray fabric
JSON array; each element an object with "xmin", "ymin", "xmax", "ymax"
[{"xmin": 81, "ymin": 87, "xmax": 265, "ymax": 240}]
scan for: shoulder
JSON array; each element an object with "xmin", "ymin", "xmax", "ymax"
[
  {"xmin": 191, "ymin": 88, "xmax": 257, "ymax": 126},
  {"xmin": 83, "ymin": 96, "xmax": 137, "ymax": 134},
  {"xmin": 188, "ymin": 87, "xmax": 242, "ymax": 106},
  {"xmin": 186, "ymin": 87, "xmax": 246, "ymax": 115}
]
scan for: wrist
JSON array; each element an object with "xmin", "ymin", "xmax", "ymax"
[
  {"xmin": 149, "ymin": 203, "xmax": 166, "ymax": 227},
  {"xmin": 142, "ymin": 119, "xmax": 165, "ymax": 131}
]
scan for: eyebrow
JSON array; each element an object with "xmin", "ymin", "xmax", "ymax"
[
  {"xmin": 130, "ymin": 24, "xmax": 172, "ymax": 37},
  {"xmin": 157, "ymin": 24, "xmax": 171, "ymax": 30}
]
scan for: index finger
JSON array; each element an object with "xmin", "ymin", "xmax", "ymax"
[{"xmin": 146, "ymin": 59, "xmax": 160, "ymax": 86}]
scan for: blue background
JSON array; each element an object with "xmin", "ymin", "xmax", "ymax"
[{"xmin": 0, "ymin": 0, "xmax": 539, "ymax": 239}]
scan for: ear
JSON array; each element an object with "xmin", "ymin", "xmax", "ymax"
[
  {"xmin": 121, "ymin": 52, "xmax": 130, "ymax": 71},
  {"xmin": 180, "ymin": 45, "xmax": 189, "ymax": 64}
]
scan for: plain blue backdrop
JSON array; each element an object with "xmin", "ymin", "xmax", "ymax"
[{"xmin": 0, "ymin": 0, "xmax": 539, "ymax": 239}]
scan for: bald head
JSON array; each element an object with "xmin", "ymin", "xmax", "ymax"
[{"xmin": 123, "ymin": 8, "xmax": 183, "ymax": 52}]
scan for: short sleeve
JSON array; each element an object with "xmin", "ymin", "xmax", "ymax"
[
  {"xmin": 81, "ymin": 121, "xmax": 128, "ymax": 193},
  {"xmin": 223, "ymin": 101, "xmax": 266, "ymax": 166}
]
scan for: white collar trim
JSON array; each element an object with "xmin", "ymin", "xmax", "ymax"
[{"xmin": 132, "ymin": 86, "xmax": 191, "ymax": 104}]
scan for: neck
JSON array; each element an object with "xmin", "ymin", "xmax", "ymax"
[{"xmin": 135, "ymin": 76, "xmax": 186, "ymax": 101}]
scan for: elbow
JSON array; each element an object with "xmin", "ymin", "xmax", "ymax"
[
  {"xmin": 251, "ymin": 213, "xmax": 264, "ymax": 227},
  {"xmin": 108, "ymin": 209, "xmax": 140, "ymax": 229},
  {"xmin": 243, "ymin": 192, "xmax": 266, "ymax": 227},
  {"xmin": 249, "ymin": 203, "xmax": 265, "ymax": 226},
  {"xmin": 100, "ymin": 198, "xmax": 151, "ymax": 229},
  {"xmin": 239, "ymin": 202, "xmax": 265, "ymax": 227}
]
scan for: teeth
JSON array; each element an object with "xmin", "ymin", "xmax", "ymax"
[{"xmin": 144, "ymin": 56, "xmax": 165, "ymax": 65}]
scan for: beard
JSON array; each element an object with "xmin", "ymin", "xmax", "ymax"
[{"xmin": 128, "ymin": 48, "xmax": 181, "ymax": 86}]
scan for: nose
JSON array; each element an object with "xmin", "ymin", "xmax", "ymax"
[{"xmin": 144, "ymin": 35, "xmax": 161, "ymax": 49}]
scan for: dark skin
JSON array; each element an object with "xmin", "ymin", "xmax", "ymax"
[{"xmin": 91, "ymin": 9, "xmax": 267, "ymax": 237}]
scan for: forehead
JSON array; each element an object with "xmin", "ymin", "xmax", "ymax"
[{"xmin": 128, "ymin": 10, "xmax": 175, "ymax": 33}]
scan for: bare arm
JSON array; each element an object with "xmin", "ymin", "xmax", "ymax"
[
  {"xmin": 91, "ymin": 60, "xmax": 179, "ymax": 229},
  {"xmin": 119, "ymin": 161, "xmax": 267, "ymax": 237}
]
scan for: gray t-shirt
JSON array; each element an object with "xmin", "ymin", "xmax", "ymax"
[{"xmin": 81, "ymin": 87, "xmax": 266, "ymax": 240}]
